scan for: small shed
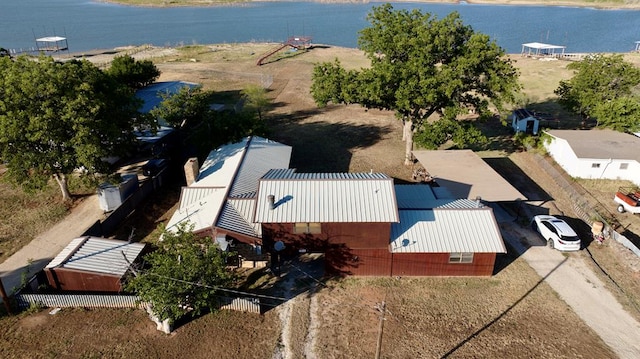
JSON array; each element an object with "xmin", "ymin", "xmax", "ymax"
[
  {"xmin": 511, "ymin": 108, "xmax": 539, "ymax": 135},
  {"xmin": 45, "ymin": 237, "xmax": 146, "ymax": 292}
]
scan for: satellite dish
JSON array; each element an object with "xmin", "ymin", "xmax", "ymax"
[
  {"xmin": 274, "ymin": 241, "xmax": 285, "ymax": 252},
  {"xmin": 402, "ymin": 239, "xmax": 410, "ymax": 247}
]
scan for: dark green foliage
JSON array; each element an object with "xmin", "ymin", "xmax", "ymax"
[
  {"xmin": 555, "ymin": 54, "xmax": 640, "ymax": 133},
  {"xmin": 0, "ymin": 55, "xmax": 148, "ymax": 201},
  {"xmin": 126, "ymin": 223, "xmax": 236, "ymax": 323},
  {"xmin": 150, "ymin": 85, "xmax": 268, "ymax": 157},
  {"xmin": 311, "ymin": 4, "xmax": 519, "ymax": 155},
  {"xmin": 107, "ymin": 54, "xmax": 160, "ymax": 89}
]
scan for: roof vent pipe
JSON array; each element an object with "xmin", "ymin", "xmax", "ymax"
[{"xmin": 267, "ymin": 194, "xmax": 275, "ymax": 210}]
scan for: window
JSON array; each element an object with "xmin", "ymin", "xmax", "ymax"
[
  {"xmin": 293, "ymin": 222, "xmax": 321, "ymax": 234},
  {"xmin": 449, "ymin": 252, "xmax": 474, "ymax": 264},
  {"xmin": 591, "ymin": 163, "xmax": 601, "ymax": 168},
  {"xmin": 620, "ymin": 163, "xmax": 629, "ymax": 170}
]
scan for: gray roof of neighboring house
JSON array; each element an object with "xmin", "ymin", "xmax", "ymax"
[
  {"xmin": 46, "ymin": 237, "xmax": 146, "ymax": 277},
  {"xmin": 390, "ymin": 208, "xmax": 506, "ymax": 253},
  {"xmin": 546, "ymin": 129, "xmax": 640, "ymax": 162},
  {"xmin": 136, "ymin": 81, "xmax": 199, "ymax": 114},
  {"xmin": 412, "ymin": 150, "xmax": 527, "ymax": 202},
  {"xmin": 255, "ymin": 171, "xmax": 399, "ymax": 223}
]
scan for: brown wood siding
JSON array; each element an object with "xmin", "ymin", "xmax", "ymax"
[
  {"xmin": 329, "ymin": 248, "xmax": 392, "ymax": 276},
  {"xmin": 261, "ymin": 222, "xmax": 390, "ymax": 252},
  {"xmin": 391, "ymin": 252, "xmax": 497, "ymax": 276},
  {"xmin": 46, "ymin": 268, "xmax": 124, "ymax": 292}
]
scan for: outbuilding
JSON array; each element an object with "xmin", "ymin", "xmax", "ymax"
[
  {"xmin": 44, "ymin": 237, "xmax": 146, "ymax": 292},
  {"xmin": 544, "ymin": 129, "xmax": 640, "ymax": 186},
  {"xmin": 511, "ymin": 108, "xmax": 539, "ymax": 135}
]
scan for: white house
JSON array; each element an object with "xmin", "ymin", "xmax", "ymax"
[
  {"xmin": 544, "ymin": 129, "xmax": 640, "ymax": 186},
  {"xmin": 511, "ymin": 108, "xmax": 539, "ymax": 135}
]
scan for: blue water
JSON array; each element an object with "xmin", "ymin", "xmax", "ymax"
[{"xmin": 2, "ymin": 0, "xmax": 639, "ymax": 54}]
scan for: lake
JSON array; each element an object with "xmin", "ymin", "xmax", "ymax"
[{"xmin": 2, "ymin": 0, "xmax": 640, "ymax": 54}]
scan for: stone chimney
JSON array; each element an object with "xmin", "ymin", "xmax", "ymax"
[{"xmin": 184, "ymin": 157, "xmax": 199, "ymax": 186}]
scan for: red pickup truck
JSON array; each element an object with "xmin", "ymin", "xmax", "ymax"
[{"xmin": 614, "ymin": 187, "xmax": 640, "ymax": 214}]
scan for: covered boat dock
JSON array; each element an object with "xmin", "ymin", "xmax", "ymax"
[{"xmin": 521, "ymin": 42, "xmax": 566, "ymax": 58}]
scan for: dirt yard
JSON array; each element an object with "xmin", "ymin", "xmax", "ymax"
[{"xmin": 1, "ymin": 44, "xmax": 639, "ymax": 358}]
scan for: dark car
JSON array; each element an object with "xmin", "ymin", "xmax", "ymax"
[{"xmin": 142, "ymin": 159, "xmax": 168, "ymax": 177}]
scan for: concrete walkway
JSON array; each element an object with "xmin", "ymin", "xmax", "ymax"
[
  {"xmin": 493, "ymin": 204, "xmax": 640, "ymax": 359},
  {"xmin": 0, "ymin": 195, "xmax": 104, "ymax": 297}
]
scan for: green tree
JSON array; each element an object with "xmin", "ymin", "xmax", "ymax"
[
  {"xmin": 126, "ymin": 223, "xmax": 236, "ymax": 324},
  {"xmin": 311, "ymin": 4, "xmax": 519, "ymax": 164},
  {"xmin": 555, "ymin": 54, "xmax": 640, "ymax": 132},
  {"xmin": 591, "ymin": 97, "xmax": 640, "ymax": 133},
  {"xmin": 151, "ymin": 85, "xmax": 268, "ymax": 155},
  {"xmin": 150, "ymin": 85, "xmax": 211, "ymax": 129},
  {"xmin": 240, "ymin": 84, "xmax": 270, "ymax": 122},
  {"xmin": 106, "ymin": 54, "xmax": 160, "ymax": 89},
  {"xmin": 0, "ymin": 55, "xmax": 147, "ymax": 202}
]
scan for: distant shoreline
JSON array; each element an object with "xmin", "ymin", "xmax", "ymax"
[{"xmin": 100, "ymin": 0, "xmax": 640, "ymax": 11}]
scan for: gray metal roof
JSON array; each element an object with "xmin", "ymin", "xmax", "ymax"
[
  {"xmin": 217, "ymin": 199, "xmax": 261, "ymax": 238},
  {"xmin": 46, "ymin": 237, "xmax": 146, "ymax": 277},
  {"xmin": 395, "ymin": 185, "xmax": 437, "ymax": 209},
  {"xmin": 255, "ymin": 173, "xmax": 399, "ymax": 223},
  {"xmin": 390, "ymin": 208, "xmax": 506, "ymax": 253},
  {"xmin": 413, "ymin": 150, "xmax": 527, "ymax": 202},
  {"xmin": 167, "ymin": 136, "xmax": 291, "ymax": 238},
  {"xmin": 546, "ymin": 129, "xmax": 640, "ymax": 162},
  {"xmin": 262, "ymin": 170, "xmax": 390, "ymax": 180},
  {"xmin": 228, "ymin": 137, "xmax": 292, "ymax": 198}
]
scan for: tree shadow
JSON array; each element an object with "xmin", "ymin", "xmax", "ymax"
[
  {"xmin": 268, "ymin": 110, "xmax": 393, "ymax": 173},
  {"xmin": 482, "ymin": 157, "xmax": 553, "ymax": 203}
]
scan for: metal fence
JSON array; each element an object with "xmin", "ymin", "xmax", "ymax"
[
  {"xmin": 530, "ymin": 152, "xmax": 640, "ymax": 256},
  {"xmin": 15, "ymin": 292, "xmax": 261, "ymax": 314}
]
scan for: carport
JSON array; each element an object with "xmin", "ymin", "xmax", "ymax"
[{"xmin": 412, "ymin": 150, "xmax": 527, "ymax": 202}]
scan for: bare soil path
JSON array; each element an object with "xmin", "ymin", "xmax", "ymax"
[{"xmin": 0, "ymin": 195, "xmax": 104, "ymax": 296}]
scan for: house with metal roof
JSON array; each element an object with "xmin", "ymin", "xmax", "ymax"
[
  {"xmin": 166, "ymin": 136, "xmax": 292, "ymax": 244},
  {"xmin": 544, "ymin": 129, "xmax": 640, "ymax": 186},
  {"xmin": 391, "ymin": 185, "xmax": 505, "ymax": 276},
  {"xmin": 44, "ymin": 237, "xmax": 146, "ymax": 292},
  {"xmin": 167, "ymin": 137, "xmax": 507, "ymax": 276}
]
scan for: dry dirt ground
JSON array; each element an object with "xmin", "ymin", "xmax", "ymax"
[{"xmin": 1, "ymin": 44, "xmax": 639, "ymax": 358}]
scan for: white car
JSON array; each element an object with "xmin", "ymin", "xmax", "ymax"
[{"xmin": 531, "ymin": 215, "xmax": 581, "ymax": 251}]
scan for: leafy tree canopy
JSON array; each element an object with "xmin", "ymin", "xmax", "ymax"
[
  {"xmin": 126, "ymin": 223, "xmax": 236, "ymax": 323},
  {"xmin": 106, "ymin": 54, "xmax": 160, "ymax": 89},
  {"xmin": 0, "ymin": 55, "xmax": 149, "ymax": 201},
  {"xmin": 150, "ymin": 85, "xmax": 268, "ymax": 157},
  {"xmin": 555, "ymin": 54, "xmax": 640, "ymax": 132},
  {"xmin": 311, "ymin": 4, "xmax": 520, "ymax": 163}
]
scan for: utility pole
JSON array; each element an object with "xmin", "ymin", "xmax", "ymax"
[
  {"xmin": 374, "ymin": 300, "xmax": 386, "ymax": 359},
  {"xmin": 0, "ymin": 276, "xmax": 12, "ymax": 315}
]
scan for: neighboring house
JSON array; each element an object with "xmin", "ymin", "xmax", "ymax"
[
  {"xmin": 511, "ymin": 108, "xmax": 539, "ymax": 135},
  {"xmin": 135, "ymin": 81, "xmax": 199, "ymax": 157},
  {"xmin": 44, "ymin": 237, "xmax": 146, "ymax": 292},
  {"xmin": 168, "ymin": 137, "xmax": 508, "ymax": 276},
  {"xmin": 544, "ymin": 129, "xmax": 640, "ymax": 186}
]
